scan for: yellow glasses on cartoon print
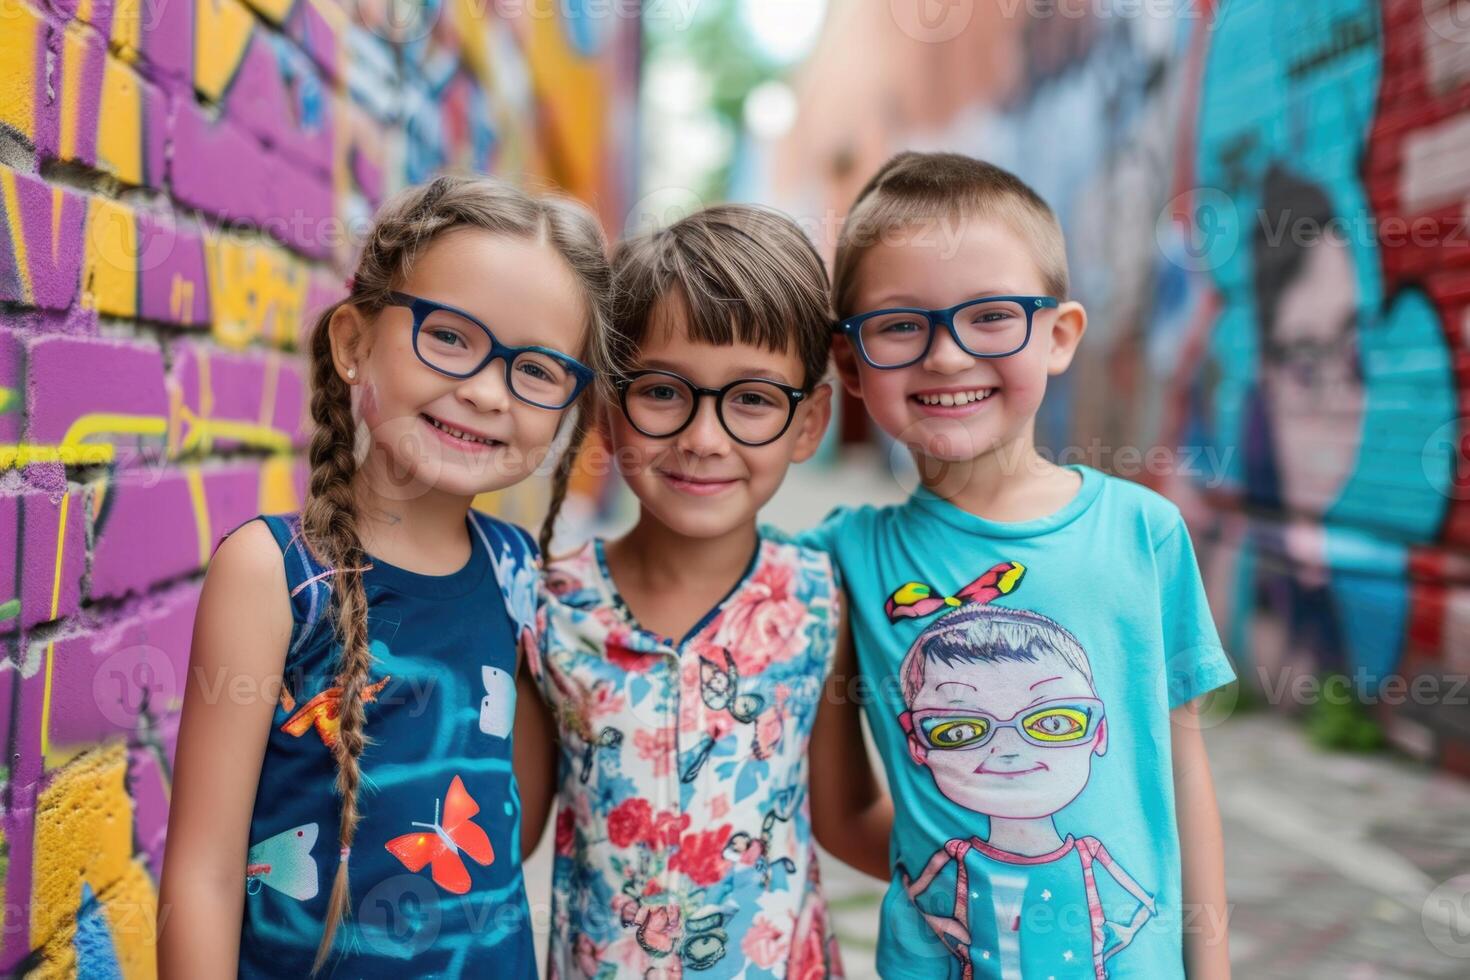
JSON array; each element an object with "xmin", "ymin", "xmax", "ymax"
[{"xmin": 909, "ymin": 698, "xmax": 1104, "ymax": 751}]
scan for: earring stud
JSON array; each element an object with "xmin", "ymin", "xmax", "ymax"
[{"xmin": 347, "ymin": 367, "xmax": 357, "ymax": 380}]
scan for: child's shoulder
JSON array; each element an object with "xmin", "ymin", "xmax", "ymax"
[
  {"xmin": 787, "ymin": 502, "xmax": 888, "ymax": 559},
  {"xmin": 467, "ymin": 509, "xmax": 538, "ymax": 562},
  {"xmin": 1086, "ymin": 469, "xmax": 1188, "ymax": 546},
  {"xmin": 759, "ymin": 522, "xmax": 840, "ymax": 569}
]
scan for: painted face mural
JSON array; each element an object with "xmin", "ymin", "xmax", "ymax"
[{"xmin": 1187, "ymin": 0, "xmax": 1458, "ymax": 687}]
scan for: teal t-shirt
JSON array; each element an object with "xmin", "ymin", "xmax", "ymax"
[{"xmin": 799, "ymin": 465, "xmax": 1235, "ymax": 979}]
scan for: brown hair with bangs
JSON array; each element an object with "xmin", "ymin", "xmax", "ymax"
[
  {"xmin": 832, "ymin": 152, "xmax": 1070, "ymax": 321},
  {"xmin": 611, "ymin": 204, "xmax": 832, "ymax": 388}
]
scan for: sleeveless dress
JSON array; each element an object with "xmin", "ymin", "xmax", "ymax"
[
  {"xmin": 237, "ymin": 511, "xmax": 539, "ymax": 978},
  {"xmin": 532, "ymin": 529, "xmax": 846, "ymax": 979}
]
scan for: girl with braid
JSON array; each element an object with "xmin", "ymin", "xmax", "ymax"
[{"xmin": 159, "ymin": 175, "xmax": 613, "ymax": 978}]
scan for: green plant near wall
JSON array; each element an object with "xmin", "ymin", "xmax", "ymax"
[{"xmin": 1304, "ymin": 674, "xmax": 1387, "ymax": 753}]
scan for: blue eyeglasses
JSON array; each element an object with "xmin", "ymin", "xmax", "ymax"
[
  {"xmin": 385, "ymin": 291, "xmax": 594, "ymax": 410},
  {"xmin": 836, "ymin": 295, "xmax": 1060, "ymax": 369}
]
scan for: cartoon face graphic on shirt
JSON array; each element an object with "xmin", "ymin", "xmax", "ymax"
[
  {"xmin": 903, "ymin": 649, "xmax": 1106, "ymax": 819},
  {"xmin": 889, "ymin": 563, "xmax": 1155, "ymax": 977},
  {"xmin": 892, "ymin": 561, "xmax": 1106, "ymax": 820}
]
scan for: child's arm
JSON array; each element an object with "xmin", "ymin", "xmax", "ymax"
[
  {"xmin": 158, "ymin": 521, "xmax": 291, "ymax": 977},
  {"xmin": 809, "ymin": 604, "xmax": 893, "ymax": 879},
  {"xmin": 1171, "ymin": 699, "xmax": 1231, "ymax": 979},
  {"xmin": 514, "ymin": 655, "xmax": 558, "ymax": 858}
]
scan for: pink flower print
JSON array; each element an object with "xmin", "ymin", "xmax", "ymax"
[
  {"xmin": 634, "ymin": 728, "xmax": 678, "ymax": 778},
  {"xmin": 586, "ymin": 680, "xmax": 626, "ymax": 721},
  {"xmin": 650, "ymin": 809, "xmax": 691, "ymax": 849},
  {"xmin": 607, "ymin": 626, "xmax": 657, "ymax": 673},
  {"xmin": 708, "ymin": 793, "xmax": 730, "ymax": 821},
  {"xmin": 709, "ymin": 560, "xmax": 808, "ymax": 674},
  {"xmin": 607, "ymin": 797, "xmax": 655, "ymax": 849},
  {"xmin": 669, "ymin": 825, "xmax": 733, "ymax": 887},
  {"xmin": 741, "ymin": 915, "xmax": 788, "ymax": 971},
  {"xmin": 790, "ymin": 887, "xmax": 842, "ymax": 979},
  {"xmin": 678, "ymin": 655, "xmax": 703, "ymax": 733}
]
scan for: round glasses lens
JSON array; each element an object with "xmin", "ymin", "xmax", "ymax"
[
  {"xmin": 954, "ymin": 299, "xmax": 1029, "ymax": 356},
  {"xmin": 858, "ymin": 312, "xmax": 931, "ymax": 367},
  {"xmin": 624, "ymin": 373, "xmax": 695, "ymax": 436},
  {"xmin": 414, "ymin": 307, "xmax": 492, "ymax": 375},
  {"xmin": 720, "ymin": 380, "xmax": 792, "ymax": 444},
  {"xmin": 510, "ymin": 349, "xmax": 577, "ymax": 407}
]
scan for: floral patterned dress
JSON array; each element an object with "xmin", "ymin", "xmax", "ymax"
[{"xmin": 532, "ymin": 531, "xmax": 846, "ymax": 979}]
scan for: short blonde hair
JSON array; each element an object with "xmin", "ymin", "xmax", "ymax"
[{"xmin": 832, "ymin": 152, "xmax": 1069, "ymax": 320}]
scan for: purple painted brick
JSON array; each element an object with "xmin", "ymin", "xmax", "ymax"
[
  {"xmin": 23, "ymin": 334, "xmax": 170, "ymax": 447},
  {"xmin": 89, "ymin": 469, "xmax": 201, "ymax": 601},
  {"xmin": 3, "ymin": 487, "xmax": 87, "ymax": 631},
  {"xmin": 142, "ymin": 75, "xmax": 170, "ymax": 190},
  {"xmin": 171, "ymin": 344, "xmax": 269, "ymax": 452},
  {"xmin": 272, "ymin": 355, "xmax": 308, "ymax": 448},
  {"xmin": 225, "ymin": 32, "xmax": 333, "ymax": 180},
  {"xmin": 128, "ymin": 744, "xmax": 171, "ymax": 876},
  {"xmin": 0, "ymin": 165, "xmax": 86, "ymax": 310},
  {"xmin": 204, "ymin": 464, "xmax": 262, "ymax": 553},
  {"xmin": 138, "ymin": 0, "xmax": 194, "ymax": 84},
  {"xmin": 0, "ymin": 329, "xmax": 22, "ymax": 443},
  {"xmin": 136, "ymin": 212, "xmax": 211, "ymax": 328},
  {"xmin": 0, "ymin": 495, "xmax": 18, "ymax": 636},
  {"xmin": 266, "ymin": 157, "xmax": 334, "ymax": 260},
  {"xmin": 289, "ymin": 0, "xmax": 341, "ymax": 82},
  {"xmin": 45, "ymin": 584, "xmax": 199, "ymax": 752},
  {"xmin": 0, "ymin": 801, "xmax": 36, "ymax": 974},
  {"xmin": 169, "ymin": 101, "xmax": 275, "ymax": 229},
  {"xmin": 47, "ymin": 23, "xmax": 107, "ymax": 172}
]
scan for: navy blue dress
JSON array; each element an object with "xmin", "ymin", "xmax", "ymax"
[{"xmin": 237, "ymin": 512, "xmax": 539, "ymax": 978}]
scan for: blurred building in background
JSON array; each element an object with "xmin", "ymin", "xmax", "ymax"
[{"xmin": 0, "ymin": 0, "xmax": 637, "ymax": 972}]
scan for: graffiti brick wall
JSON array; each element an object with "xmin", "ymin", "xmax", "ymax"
[
  {"xmin": 772, "ymin": 1, "xmax": 1470, "ymax": 772},
  {"xmin": 0, "ymin": 0, "xmax": 637, "ymax": 972}
]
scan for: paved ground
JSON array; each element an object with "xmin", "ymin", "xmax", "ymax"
[{"xmin": 525, "ymin": 456, "xmax": 1470, "ymax": 977}]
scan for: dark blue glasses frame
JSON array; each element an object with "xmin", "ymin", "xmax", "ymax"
[
  {"xmin": 385, "ymin": 290, "xmax": 594, "ymax": 410},
  {"xmin": 835, "ymin": 294, "xmax": 1060, "ymax": 369}
]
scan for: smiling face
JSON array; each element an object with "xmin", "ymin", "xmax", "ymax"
[
  {"xmin": 835, "ymin": 217, "xmax": 1085, "ymax": 466},
  {"xmin": 334, "ymin": 227, "xmax": 589, "ymax": 502},
  {"xmin": 906, "ymin": 651, "xmax": 1106, "ymax": 819},
  {"xmin": 607, "ymin": 294, "xmax": 831, "ymax": 540}
]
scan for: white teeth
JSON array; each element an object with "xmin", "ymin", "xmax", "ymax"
[
  {"xmin": 426, "ymin": 415, "xmax": 492, "ymax": 445},
  {"xmin": 916, "ymin": 389, "xmax": 994, "ymax": 407}
]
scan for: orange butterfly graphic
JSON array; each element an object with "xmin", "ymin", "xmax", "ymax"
[{"xmin": 384, "ymin": 775, "xmax": 495, "ymax": 894}]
